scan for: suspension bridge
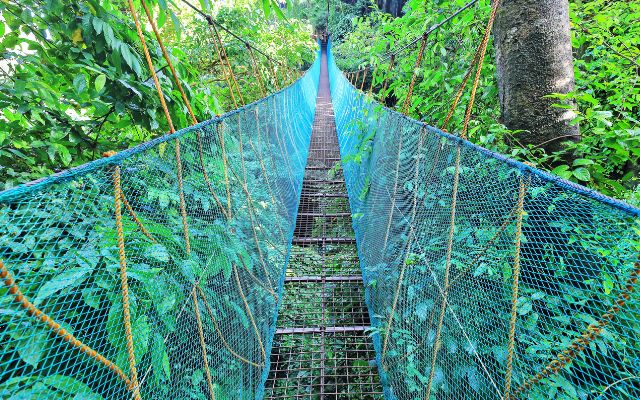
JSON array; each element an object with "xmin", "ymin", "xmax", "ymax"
[{"xmin": 1, "ymin": 1, "xmax": 639, "ymax": 399}]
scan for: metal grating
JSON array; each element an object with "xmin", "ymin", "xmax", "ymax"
[{"xmin": 263, "ymin": 42, "xmax": 383, "ymax": 399}]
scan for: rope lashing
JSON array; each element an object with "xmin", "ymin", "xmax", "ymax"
[
  {"xmin": 504, "ymin": 172, "xmax": 528, "ymax": 399},
  {"xmin": 0, "ymin": 262, "xmax": 133, "ymax": 391},
  {"xmin": 110, "ymin": 161, "xmax": 142, "ymax": 400},
  {"xmin": 191, "ymin": 288, "xmax": 217, "ymax": 400},
  {"xmin": 247, "ymin": 44, "xmax": 267, "ymax": 97},
  {"xmin": 402, "ymin": 33, "xmax": 429, "ymax": 115},
  {"xmin": 510, "ymin": 258, "xmax": 640, "ymax": 399}
]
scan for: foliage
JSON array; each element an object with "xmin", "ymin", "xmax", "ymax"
[
  {"xmin": 332, "ymin": 0, "xmax": 640, "ymax": 204},
  {"xmin": 0, "ymin": 0, "xmax": 314, "ymax": 189}
]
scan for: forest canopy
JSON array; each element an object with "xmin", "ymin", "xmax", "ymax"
[{"xmin": 0, "ymin": 0, "xmax": 638, "ymax": 203}]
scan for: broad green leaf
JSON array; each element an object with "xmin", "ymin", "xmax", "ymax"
[
  {"xmin": 145, "ymin": 243, "xmax": 170, "ymax": 262},
  {"xmin": 34, "ymin": 266, "xmax": 93, "ymax": 306},
  {"xmin": 94, "ymin": 74, "xmax": 106, "ymax": 92},
  {"xmin": 43, "ymin": 375, "xmax": 97, "ymax": 396},
  {"xmin": 73, "ymin": 74, "xmax": 87, "ymax": 94},
  {"xmin": 17, "ymin": 330, "xmax": 48, "ymax": 367},
  {"xmin": 572, "ymin": 167, "xmax": 591, "ymax": 182}
]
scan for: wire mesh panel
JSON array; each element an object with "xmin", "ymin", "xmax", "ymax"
[
  {"xmin": 0, "ymin": 54, "xmax": 320, "ymax": 399},
  {"xmin": 328, "ymin": 40, "xmax": 640, "ymax": 400},
  {"xmin": 263, "ymin": 42, "xmax": 383, "ymax": 399}
]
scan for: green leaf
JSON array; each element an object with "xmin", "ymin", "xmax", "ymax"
[
  {"xmin": 145, "ymin": 243, "xmax": 170, "ymax": 262},
  {"xmin": 17, "ymin": 330, "xmax": 48, "ymax": 367},
  {"xmin": 43, "ymin": 375, "xmax": 97, "ymax": 396},
  {"xmin": 133, "ymin": 315, "xmax": 151, "ymax": 360},
  {"xmin": 572, "ymin": 167, "xmax": 591, "ymax": 182},
  {"xmin": 34, "ymin": 266, "xmax": 93, "ymax": 306},
  {"xmin": 82, "ymin": 287, "xmax": 102, "ymax": 309},
  {"xmin": 73, "ymin": 74, "xmax": 87, "ymax": 94},
  {"xmin": 152, "ymin": 333, "xmax": 170, "ymax": 381},
  {"xmin": 573, "ymin": 158, "xmax": 594, "ymax": 166},
  {"xmin": 95, "ymin": 74, "xmax": 106, "ymax": 92},
  {"xmin": 262, "ymin": 0, "xmax": 271, "ymax": 18}
]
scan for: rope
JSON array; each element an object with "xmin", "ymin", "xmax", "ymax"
[
  {"xmin": 360, "ymin": 68, "xmax": 368, "ymax": 91},
  {"xmin": 379, "ymin": 0, "xmax": 480, "ymax": 63},
  {"xmin": 216, "ymin": 122, "xmax": 233, "ymax": 218},
  {"xmin": 368, "ymin": 65, "xmax": 378, "ymax": 96},
  {"xmin": 191, "ymin": 288, "xmax": 216, "ymax": 400},
  {"xmin": 232, "ymin": 264, "xmax": 267, "ymax": 361},
  {"xmin": 226, "ymin": 155, "xmax": 275, "ymax": 290},
  {"xmin": 381, "ymin": 55, "xmax": 395, "ymax": 102},
  {"xmin": 124, "ymin": 0, "xmax": 192, "ymax": 256},
  {"xmin": 208, "ymin": 24, "xmax": 238, "ymax": 109},
  {"xmin": 121, "ymin": 193, "xmax": 157, "ymax": 243},
  {"xmin": 139, "ymin": 0, "xmax": 197, "ymax": 125},
  {"xmin": 197, "ymin": 285, "xmax": 265, "ymax": 367},
  {"xmin": 381, "ymin": 229, "xmax": 415, "ymax": 367},
  {"xmin": 137, "ymin": 0, "xmax": 231, "ymax": 221},
  {"xmin": 239, "ymin": 253, "xmax": 278, "ymax": 300},
  {"xmin": 267, "ymin": 59, "xmax": 280, "ymax": 91},
  {"xmin": 247, "ymin": 44, "xmax": 267, "ymax": 97},
  {"xmin": 126, "ymin": 0, "xmax": 174, "ymax": 132},
  {"xmin": 504, "ymin": 174, "xmax": 528, "ymax": 399},
  {"xmin": 210, "ymin": 23, "xmax": 245, "ymax": 106},
  {"xmin": 0, "ymin": 262, "xmax": 133, "ymax": 390},
  {"xmin": 111, "ymin": 162, "xmax": 142, "ymax": 400},
  {"xmin": 511, "ymin": 259, "xmax": 640, "ymax": 399},
  {"xmin": 402, "ymin": 33, "xmax": 428, "ymax": 115},
  {"xmin": 425, "ymin": 143, "xmax": 461, "ymax": 400},
  {"xmin": 460, "ymin": 0, "xmax": 501, "ymax": 138}
]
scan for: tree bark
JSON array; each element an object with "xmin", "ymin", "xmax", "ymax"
[
  {"xmin": 493, "ymin": 0, "xmax": 580, "ymax": 153},
  {"xmin": 376, "ymin": 0, "xmax": 406, "ymax": 17}
]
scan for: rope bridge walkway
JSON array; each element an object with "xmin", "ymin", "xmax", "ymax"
[{"xmin": 1, "ymin": 15, "xmax": 640, "ymax": 400}]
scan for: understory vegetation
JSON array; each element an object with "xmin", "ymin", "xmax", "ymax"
[{"xmin": 331, "ymin": 0, "xmax": 640, "ymax": 204}]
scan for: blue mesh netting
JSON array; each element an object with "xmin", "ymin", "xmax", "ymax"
[
  {"xmin": 328, "ymin": 41, "xmax": 640, "ymax": 400},
  {"xmin": 0, "ymin": 50, "xmax": 320, "ymax": 399}
]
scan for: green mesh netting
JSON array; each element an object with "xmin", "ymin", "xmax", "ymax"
[
  {"xmin": 0, "ymin": 52, "xmax": 320, "ymax": 399},
  {"xmin": 328, "ymin": 42, "xmax": 640, "ymax": 400}
]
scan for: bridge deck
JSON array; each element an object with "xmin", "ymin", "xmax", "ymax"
[{"xmin": 263, "ymin": 42, "xmax": 383, "ymax": 399}]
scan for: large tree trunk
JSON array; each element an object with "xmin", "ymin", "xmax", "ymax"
[
  {"xmin": 493, "ymin": 0, "xmax": 580, "ymax": 153},
  {"xmin": 376, "ymin": 0, "xmax": 406, "ymax": 17}
]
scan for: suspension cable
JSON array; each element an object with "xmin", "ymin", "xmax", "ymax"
[{"xmin": 179, "ymin": 0, "xmax": 293, "ymax": 70}]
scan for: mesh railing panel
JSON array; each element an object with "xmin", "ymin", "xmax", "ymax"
[
  {"xmin": 328, "ymin": 41, "xmax": 640, "ymax": 400},
  {"xmin": 0, "ymin": 53, "xmax": 320, "ymax": 399}
]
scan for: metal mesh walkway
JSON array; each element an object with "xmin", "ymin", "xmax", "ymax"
[{"xmin": 263, "ymin": 42, "xmax": 383, "ymax": 399}]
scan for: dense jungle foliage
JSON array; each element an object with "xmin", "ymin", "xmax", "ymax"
[
  {"xmin": 0, "ymin": 0, "xmax": 316, "ymax": 188},
  {"xmin": 331, "ymin": 0, "xmax": 640, "ymax": 204}
]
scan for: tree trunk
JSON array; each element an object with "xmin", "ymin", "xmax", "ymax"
[
  {"xmin": 493, "ymin": 0, "xmax": 580, "ymax": 153},
  {"xmin": 376, "ymin": 0, "xmax": 406, "ymax": 17}
]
